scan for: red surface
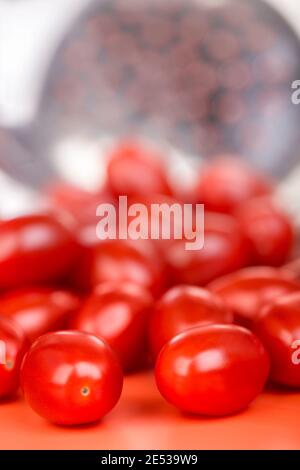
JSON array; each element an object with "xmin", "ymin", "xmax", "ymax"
[{"xmin": 0, "ymin": 372, "xmax": 299, "ymax": 450}]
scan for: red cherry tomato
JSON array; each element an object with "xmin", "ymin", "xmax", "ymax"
[
  {"xmin": 0, "ymin": 214, "xmax": 79, "ymax": 289},
  {"xmin": 155, "ymin": 325, "xmax": 269, "ymax": 416},
  {"xmin": 149, "ymin": 285, "xmax": 232, "ymax": 357},
  {"xmin": 0, "ymin": 317, "xmax": 28, "ymax": 398},
  {"xmin": 107, "ymin": 141, "xmax": 172, "ymax": 198},
  {"xmin": 196, "ymin": 157, "xmax": 272, "ymax": 213},
  {"xmin": 209, "ymin": 267, "xmax": 300, "ymax": 328},
  {"xmin": 71, "ymin": 283, "xmax": 153, "ymax": 372},
  {"xmin": 89, "ymin": 240, "xmax": 166, "ymax": 297},
  {"xmin": 236, "ymin": 197, "xmax": 295, "ymax": 267},
  {"xmin": 164, "ymin": 212, "xmax": 248, "ymax": 285},
  {"xmin": 21, "ymin": 331, "xmax": 123, "ymax": 425},
  {"xmin": 254, "ymin": 293, "xmax": 300, "ymax": 387},
  {"xmin": 0, "ymin": 288, "xmax": 80, "ymax": 343}
]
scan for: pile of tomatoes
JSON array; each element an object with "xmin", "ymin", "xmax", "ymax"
[{"xmin": 0, "ymin": 140, "xmax": 300, "ymax": 426}]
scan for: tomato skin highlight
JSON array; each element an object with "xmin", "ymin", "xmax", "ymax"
[
  {"xmin": 155, "ymin": 325, "xmax": 270, "ymax": 416},
  {"xmin": 196, "ymin": 157, "xmax": 272, "ymax": 214},
  {"xmin": 0, "ymin": 215, "xmax": 79, "ymax": 289},
  {"xmin": 149, "ymin": 285, "xmax": 232, "ymax": 358},
  {"xmin": 209, "ymin": 267, "xmax": 300, "ymax": 328},
  {"xmin": 21, "ymin": 331, "xmax": 123, "ymax": 426},
  {"xmin": 254, "ymin": 293, "xmax": 300, "ymax": 388},
  {"xmin": 0, "ymin": 317, "xmax": 28, "ymax": 398},
  {"xmin": 236, "ymin": 197, "xmax": 295, "ymax": 267},
  {"xmin": 0, "ymin": 288, "xmax": 80, "ymax": 343},
  {"xmin": 70, "ymin": 283, "xmax": 153, "ymax": 372}
]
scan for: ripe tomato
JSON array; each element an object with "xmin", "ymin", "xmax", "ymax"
[
  {"xmin": 0, "ymin": 317, "xmax": 28, "ymax": 398},
  {"xmin": 149, "ymin": 285, "xmax": 232, "ymax": 357},
  {"xmin": 236, "ymin": 197, "xmax": 295, "ymax": 267},
  {"xmin": 0, "ymin": 288, "xmax": 80, "ymax": 343},
  {"xmin": 0, "ymin": 214, "xmax": 79, "ymax": 289},
  {"xmin": 71, "ymin": 283, "xmax": 153, "ymax": 372},
  {"xmin": 89, "ymin": 239, "xmax": 166, "ymax": 297},
  {"xmin": 254, "ymin": 293, "xmax": 300, "ymax": 387},
  {"xmin": 155, "ymin": 325, "xmax": 269, "ymax": 416},
  {"xmin": 21, "ymin": 331, "xmax": 123, "ymax": 426},
  {"xmin": 107, "ymin": 141, "xmax": 172, "ymax": 198},
  {"xmin": 209, "ymin": 267, "xmax": 300, "ymax": 328},
  {"xmin": 164, "ymin": 212, "xmax": 248, "ymax": 285},
  {"xmin": 196, "ymin": 157, "xmax": 272, "ymax": 213}
]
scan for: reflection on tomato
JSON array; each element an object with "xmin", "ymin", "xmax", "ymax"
[
  {"xmin": 71, "ymin": 283, "xmax": 153, "ymax": 372},
  {"xmin": 209, "ymin": 267, "xmax": 300, "ymax": 328},
  {"xmin": 149, "ymin": 285, "xmax": 232, "ymax": 357},
  {"xmin": 21, "ymin": 331, "xmax": 123, "ymax": 425},
  {"xmin": 155, "ymin": 325, "xmax": 269, "ymax": 416}
]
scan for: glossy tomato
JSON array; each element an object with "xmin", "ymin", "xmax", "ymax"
[
  {"xmin": 209, "ymin": 267, "xmax": 300, "ymax": 328},
  {"xmin": 107, "ymin": 140, "xmax": 172, "ymax": 198},
  {"xmin": 196, "ymin": 157, "xmax": 272, "ymax": 213},
  {"xmin": 164, "ymin": 212, "xmax": 248, "ymax": 285},
  {"xmin": 0, "ymin": 214, "xmax": 79, "ymax": 289},
  {"xmin": 254, "ymin": 293, "xmax": 300, "ymax": 387},
  {"xmin": 21, "ymin": 331, "xmax": 123, "ymax": 425},
  {"xmin": 0, "ymin": 288, "xmax": 80, "ymax": 343},
  {"xmin": 236, "ymin": 197, "xmax": 295, "ymax": 267},
  {"xmin": 71, "ymin": 283, "xmax": 153, "ymax": 372},
  {"xmin": 149, "ymin": 285, "xmax": 232, "ymax": 357},
  {"xmin": 0, "ymin": 317, "xmax": 28, "ymax": 398},
  {"xmin": 155, "ymin": 325, "xmax": 269, "ymax": 416}
]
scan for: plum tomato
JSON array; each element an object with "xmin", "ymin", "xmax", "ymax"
[
  {"xmin": 236, "ymin": 197, "xmax": 295, "ymax": 267},
  {"xmin": 0, "ymin": 214, "xmax": 79, "ymax": 289},
  {"xmin": 21, "ymin": 331, "xmax": 123, "ymax": 425},
  {"xmin": 89, "ymin": 239, "xmax": 166, "ymax": 297},
  {"xmin": 254, "ymin": 293, "xmax": 300, "ymax": 387},
  {"xmin": 196, "ymin": 156, "xmax": 272, "ymax": 213},
  {"xmin": 155, "ymin": 324, "xmax": 270, "ymax": 416},
  {"xmin": 164, "ymin": 212, "xmax": 248, "ymax": 285},
  {"xmin": 0, "ymin": 317, "xmax": 28, "ymax": 398},
  {"xmin": 107, "ymin": 140, "xmax": 172, "ymax": 198},
  {"xmin": 209, "ymin": 267, "xmax": 300, "ymax": 328},
  {"xmin": 70, "ymin": 283, "xmax": 153, "ymax": 372},
  {"xmin": 149, "ymin": 285, "xmax": 232, "ymax": 357},
  {"xmin": 0, "ymin": 288, "xmax": 80, "ymax": 343}
]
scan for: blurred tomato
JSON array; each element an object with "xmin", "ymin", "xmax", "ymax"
[
  {"xmin": 21, "ymin": 331, "xmax": 123, "ymax": 425},
  {"xmin": 164, "ymin": 212, "xmax": 248, "ymax": 285},
  {"xmin": 254, "ymin": 293, "xmax": 300, "ymax": 387},
  {"xmin": 236, "ymin": 197, "xmax": 295, "ymax": 266},
  {"xmin": 149, "ymin": 285, "xmax": 232, "ymax": 357},
  {"xmin": 107, "ymin": 141, "xmax": 172, "ymax": 198},
  {"xmin": 155, "ymin": 325, "xmax": 269, "ymax": 416},
  {"xmin": 209, "ymin": 267, "xmax": 300, "ymax": 328},
  {"xmin": 0, "ymin": 317, "xmax": 28, "ymax": 398},
  {"xmin": 0, "ymin": 288, "xmax": 80, "ymax": 343},
  {"xmin": 196, "ymin": 157, "xmax": 272, "ymax": 213},
  {"xmin": 0, "ymin": 215, "xmax": 79, "ymax": 289},
  {"xmin": 71, "ymin": 283, "xmax": 153, "ymax": 372}
]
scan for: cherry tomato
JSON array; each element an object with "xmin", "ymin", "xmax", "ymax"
[
  {"xmin": 107, "ymin": 141, "xmax": 172, "ymax": 198},
  {"xmin": 0, "ymin": 317, "xmax": 28, "ymax": 398},
  {"xmin": 236, "ymin": 197, "xmax": 295, "ymax": 267},
  {"xmin": 149, "ymin": 285, "xmax": 232, "ymax": 357},
  {"xmin": 209, "ymin": 267, "xmax": 300, "ymax": 328},
  {"xmin": 0, "ymin": 214, "xmax": 79, "ymax": 289},
  {"xmin": 254, "ymin": 293, "xmax": 300, "ymax": 387},
  {"xmin": 71, "ymin": 283, "xmax": 153, "ymax": 372},
  {"xmin": 21, "ymin": 331, "xmax": 123, "ymax": 425},
  {"xmin": 155, "ymin": 325, "xmax": 269, "ymax": 416},
  {"xmin": 164, "ymin": 212, "xmax": 248, "ymax": 285},
  {"xmin": 196, "ymin": 157, "xmax": 272, "ymax": 213},
  {"xmin": 89, "ymin": 240, "xmax": 166, "ymax": 297},
  {"xmin": 0, "ymin": 288, "xmax": 80, "ymax": 343}
]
